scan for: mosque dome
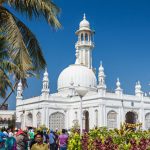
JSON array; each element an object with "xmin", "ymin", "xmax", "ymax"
[
  {"xmin": 79, "ymin": 14, "xmax": 90, "ymax": 30},
  {"xmin": 57, "ymin": 64, "xmax": 97, "ymax": 92}
]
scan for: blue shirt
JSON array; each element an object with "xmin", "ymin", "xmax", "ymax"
[{"xmin": 49, "ymin": 133, "xmax": 55, "ymax": 144}]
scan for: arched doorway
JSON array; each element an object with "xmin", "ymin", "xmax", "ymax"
[
  {"xmin": 107, "ymin": 111, "xmax": 117, "ymax": 129},
  {"xmin": 145, "ymin": 113, "xmax": 150, "ymax": 130},
  {"xmin": 83, "ymin": 110, "xmax": 89, "ymax": 132},
  {"xmin": 125, "ymin": 111, "xmax": 138, "ymax": 124},
  {"xmin": 27, "ymin": 113, "xmax": 33, "ymax": 127},
  {"xmin": 49, "ymin": 112, "xmax": 65, "ymax": 130}
]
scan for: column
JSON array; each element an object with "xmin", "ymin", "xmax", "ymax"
[
  {"xmin": 99, "ymin": 105, "xmax": 103, "ymax": 127},
  {"xmin": 101, "ymin": 104, "xmax": 106, "ymax": 126},
  {"xmin": 32, "ymin": 110, "xmax": 37, "ymax": 128},
  {"xmin": 45, "ymin": 108, "xmax": 49, "ymax": 128},
  {"xmin": 42, "ymin": 107, "xmax": 46, "ymax": 125},
  {"xmin": 89, "ymin": 107, "xmax": 94, "ymax": 129}
]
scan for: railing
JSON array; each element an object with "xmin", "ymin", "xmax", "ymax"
[{"xmin": 75, "ymin": 41, "xmax": 94, "ymax": 46}]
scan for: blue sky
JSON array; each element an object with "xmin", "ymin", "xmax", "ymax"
[{"xmin": 2, "ymin": 0, "xmax": 150, "ymax": 109}]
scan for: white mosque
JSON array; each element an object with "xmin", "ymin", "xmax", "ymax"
[{"xmin": 16, "ymin": 15, "xmax": 150, "ymax": 131}]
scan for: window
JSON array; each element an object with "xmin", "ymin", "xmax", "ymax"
[
  {"xmin": 107, "ymin": 111, "xmax": 117, "ymax": 129},
  {"xmin": 49, "ymin": 112, "xmax": 65, "ymax": 130},
  {"xmin": 85, "ymin": 33, "xmax": 88, "ymax": 41},
  {"xmin": 81, "ymin": 34, "xmax": 84, "ymax": 41}
]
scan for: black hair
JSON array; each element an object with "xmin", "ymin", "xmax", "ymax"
[
  {"xmin": 62, "ymin": 129, "xmax": 66, "ymax": 134},
  {"xmin": 35, "ymin": 132, "xmax": 43, "ymax": 138}
]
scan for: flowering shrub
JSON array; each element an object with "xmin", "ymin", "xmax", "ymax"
[{"xmin": 68, "ymin": 124, "xmax": 150, "ymax": 150}]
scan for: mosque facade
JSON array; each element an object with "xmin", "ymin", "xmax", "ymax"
[{"xmin": 16, "ymin": 15, "xmax": 150, "ymax": 131}]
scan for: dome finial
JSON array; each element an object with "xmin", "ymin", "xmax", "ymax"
[
  {"xmin": 116, "ymin": 78, "xmax": 120, "ymax": 88},
  {"xmin": 83, "ymin": 13, "xmax": 86, "ymax": 20},
  {"xmin": 100, "ymin": 61, "xmax": 102, "ymax": 66},
  {"xmin": 99, "ymin": 61, "xmax": 104, "ymax": 71}
]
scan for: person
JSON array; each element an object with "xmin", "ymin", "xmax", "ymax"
[
  {"xmin": 31, "ymin": 132, "xmax": 49, "ymax": 150},
  {"xmin": 28, "ymin": 129, "xmax": 34, "ymax": 141},
  {"xmin": 15, "ymin": 129, "xmax": 28, "ymax": 150},
  {"xmin": 13, "ymin": 128, "xmax": 18, "ymax": 138},
  {"xmin": 0, "ymin": 130, "xmax": 7, "ymax": 149},
  {"xmin": 43, "ymin": 130, "xmax": 49, "ymax": 144},
  {"xmin": 49, "ymin": 130, "xmax": 55, "ymax": 150},
  {"xmin": 5, "ymin": 134, "xmax": 17, "ymax": 150},
  {"xmin": 58, "ymin": 129, "xmax": 68, "ymax": 150},
  {"xmin": 0, "ymin": 138, "xmax": 5, "ymax": 150},
  {"xmin": 54, "ymin": 129, "xmax": 59, "ymax": 150}
]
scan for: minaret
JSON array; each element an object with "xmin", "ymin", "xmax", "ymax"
[
  {"xmin": 41, "ymin": 68, "xmax": 50, "ymax": 97},
  {"xmin": 115, "ymin": 78, "xmax": 123, "ymax": 96},
  {"xmin": 135, "ymin": 81, "xmax": 143, "ymax": 97},
  {"xmin": 16, "ymin": 80, "xmax": 23, "ymax": 100},
  {"xmin": 75, "ymin": 14, "xmax": 94, "ymax": 69},
  {"xmin": 97, "ymin": 61, "xmax": 106, "ymax": 96}
]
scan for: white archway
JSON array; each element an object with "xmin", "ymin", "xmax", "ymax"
[
  {"xmin": 107, "ymin": 110, "xmax": 117, "ymax": 129},
  {"xmin": 125, "ymin": 111, "xmax": 138, "ymax": 124},
  {"xmin": 26, "ymin": 113, "xmax": 33, "ymax": 127},
  {"xmin": 83, "ymin": 110, "xmax": 89, "ymax": 132},
  {"xmin": 49, "ymin": 112, "xmax": 65, "ymax": 130}
]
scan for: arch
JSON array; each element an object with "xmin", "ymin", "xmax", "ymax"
[
  {"xmin": 107, "ymin": 110, "xmax": 117, "ymax": 129},
  {"xmin": 49, "ymin": 112, "xmax": 65, "ymax": 130},
  {"xmin": 37, "ymin": 112, "xmax": 41, "ymax": 128},
  {"xmin": 145, "ymin": 113, "xmax": 150, "ymax": 130},
  {"xmin": 27, "ymin": 113, "xmax": 33, "ymax": 127},
  {"xmin": 81, "ymin": 33, "xmax": 84, "ymax": 41},
  {"xmin": 125, "ymin": 111, "xmax": 138, "ymax": 124},
  {"xmin": 85, "ymin": 33, "xmax": 88, "ymax": 41},
  {"xmin": 83, "ymin": 110, "xmax": 89, "ymax": 132}
]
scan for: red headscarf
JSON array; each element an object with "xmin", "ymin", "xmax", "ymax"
[{"xmin": 16, "ymin": 129, "xmax": 24, "ymax": 136}]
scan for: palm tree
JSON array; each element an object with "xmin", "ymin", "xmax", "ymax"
[{"xmin": 0, "ymin": 0, "xmax": 61, "ymax": 106}]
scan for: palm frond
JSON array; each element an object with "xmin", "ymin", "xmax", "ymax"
[
  {"xmin": 0, "ymin": 69, "xmax": 12, "ymax": 98},
  {"xmin": 0, "ymin": 7, "xmax": 33, "ymax": 72},
  {"xmin": 0, "ymin": 7, "xmax": 46, "ymax": 73},
  {"xmin": 6, "ymin": 0, "xmax": 61, "ymax": 29},
  {"xmin": 0, "ymin": 35, "xmax": 8, "ymax": 59},
  {"xmin": 15, "ymin": 17, "xmax": 46, "ymax": 73}
]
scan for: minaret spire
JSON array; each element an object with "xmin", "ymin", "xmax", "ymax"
[
  {"xmin": 135, "ymin": 81, "xmax": 143, "ymax": 97},
  {"xmin": 41, "ymin": 68, "xmax": 50, "ymax": 97},
  {"xmin": 115, "ymin": 78, "xmax": 123, "ymax": 96},
  {"xmin": 97, "ymin": 61, "xmax": 106, "ymax": 96}
]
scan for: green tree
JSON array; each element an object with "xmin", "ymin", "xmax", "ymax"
[{"xmin": 0, "ymin": 0, "xmax": 61, "ymax": 105}]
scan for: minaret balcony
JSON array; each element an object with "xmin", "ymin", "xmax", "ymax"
[{"xmin": 75, "ymin": 41, "xmax": 94, "ymax": 48}]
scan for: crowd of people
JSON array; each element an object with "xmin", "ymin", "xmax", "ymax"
[{"xmin": 0, "ymin": 127, "xmax": 69, "ymax": 150}]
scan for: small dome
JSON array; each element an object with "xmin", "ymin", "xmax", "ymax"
[
  {"xmin": 79, "ymin": 14, "xmax": 90, "ymax": 29},
  {"xmin": 58, "ymin": 65, "xmax": 97, "ymax": 92},
  {"xmin": 116, "ymin": 78, "xmax": 121, "ymax": 87}
]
